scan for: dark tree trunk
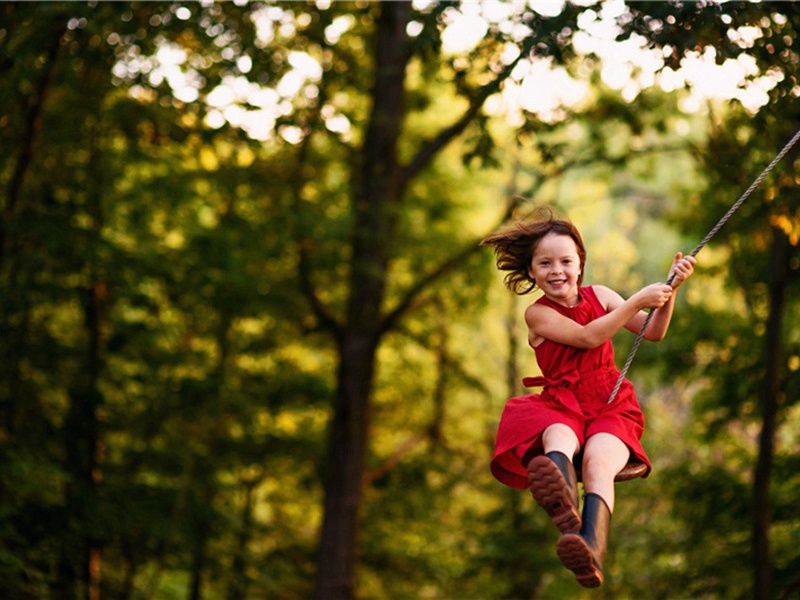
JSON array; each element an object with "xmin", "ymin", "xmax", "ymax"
[
  {"xmin": 752, "ymin": 226, "xmax": 788, "ymax": 600},
  {"xmin": 310, "ymin": 5, "xmax": 536, "ymax": 598},
  {"xmin": 57, "ymin": 278, "xmax": 105, "ymax": 600},
  {"xmin": 120, "ymin": 547, "xmax": 137, "ymax": 600},
  {"xmin": 227, "ymin": 477, "xmax": 257, "ymax": 600},
  {"xmin": 57, "ymin": 112, "xmax": 107, "ymax": 598},
  {"xmin": 189, "ymin": 520, "xmax": 209, "ymax": 600},
  {"xmin": 429, "ymin": 299, "xmax": 449, "ymax": 445},
  {"xmin": 313, "ymin": 4, "xmax": 411, "ymax": 599},
  {"xmin": 1, "ymin": 24, "xmax": 62, "ymax": 269}
]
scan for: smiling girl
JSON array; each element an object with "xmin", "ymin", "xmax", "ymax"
[{"xmin": 481, "ymin": 212, "xmax": 695, "ymax": 588}]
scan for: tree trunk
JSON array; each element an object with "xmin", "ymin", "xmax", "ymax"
[
  {"xmin": 58, "ymin": 278, "xmax": 105, "ymax": 600},
  {"xmin": 311, "ymin": 5, "xmax": 537, "ymax": 597},
  {"xmin": 188, "ymin": 540, "xmax": 206, "ymax": 600},
  {"xmin": 313, "ymin": 4, "xmax": 410, "ymax": 599},
  {"xmin": 227, "ymin": 476, "xmax": 257, "ymax": 600},
  {"xmin": 1, "ymin": 23, "xmax": 62, "ymax": 269},
  {"xmin": 188, "ymin": 515, "xmax": 209, "ymax": 600},
  {"xmin": 120, "ymin": 547, "xmax": 137, "ymax": 600},
  {"xmin": 429, "ymin": 298, "xmax": 449, "ymax": 446},
  {"xmin": 57, "ymin": 112, "xmax": 107, "ymax": 597},
  {"xmin": 752, "ymin": 226, "xmax": 788, "ymax": 600}
]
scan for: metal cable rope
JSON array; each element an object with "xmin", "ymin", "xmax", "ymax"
[{"xmin": 607, "ymin": 126, "xmax": 800, "ymax": 404}]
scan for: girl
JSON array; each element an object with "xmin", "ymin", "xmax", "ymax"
[{"xmin": 482, "ymin": 213, "xmax": 695, "ymax": 588}]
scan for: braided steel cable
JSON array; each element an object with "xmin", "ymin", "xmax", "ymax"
[{"xmin": 607, "ymin": 126, "xmax": 800, "ymax": 404}]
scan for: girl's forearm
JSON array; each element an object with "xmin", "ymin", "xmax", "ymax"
[
  {"xmin": 528, "ymin": 295, "xmax": 647, "ymax": 349},
  {"xmin": 576, "ymin": 297, "xmax": 647, "ymax": 348},
  {"xmin": 642, "ymin": 295, "xmax": 676, "ymax": 341}
]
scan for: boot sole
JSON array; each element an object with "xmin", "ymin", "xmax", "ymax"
[
  {"xmin": 556, "ymin": 533, "xmax": 603, "ymax": 588},
  {"xmin": 527, "ymin": 455, "xmax": 581, "ymax": 533}
]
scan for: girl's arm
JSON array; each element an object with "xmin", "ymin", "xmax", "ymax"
[
  {"xmin": 599, "ymin": 252, "xmax": 696, "ymax": 342},
  {"xmin": 526, "ymin": 253, "xmax": 696, "ymax": 349},
  {"xmin": 526, "ymin": 283, "xmax": 673, "ymax": 349},
  {"xmin": 629, "ymin": 252, "xmax": 695, "ymax": 341}
]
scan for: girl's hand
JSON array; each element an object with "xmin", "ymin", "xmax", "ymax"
[
  {"xmin": 668, "ymin": 253, "xmax": 696, "ymax": 288},
  {"xmin": 633, "ymin": 283, "xmax": 674, "ymax": 310}
]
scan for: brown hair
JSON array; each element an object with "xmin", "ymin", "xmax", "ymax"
[{"xmin": 481, "ymin": 212, "xmax": 587, "ymax": 295}]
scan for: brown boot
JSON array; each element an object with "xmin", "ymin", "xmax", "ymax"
[
  {"xmin": 527, "ymin": 451, "xmax": 581, "ymax": 533},
  {"xmin": 556, "ymin": 493, "xmax": 611, "ymax": 588}
]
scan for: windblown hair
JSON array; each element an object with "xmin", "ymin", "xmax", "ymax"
[{"xmin": 481, "ymin": 210, "xmax": 587, "ymax": 295}]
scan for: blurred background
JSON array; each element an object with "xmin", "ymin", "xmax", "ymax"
[{"xmin": 1, "ymin": 1, "xmax": 799, "ymax": 599}]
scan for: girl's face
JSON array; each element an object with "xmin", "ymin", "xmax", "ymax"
[{"xmin": 529, "ymin": 233, "xmax": 582, "ymax": 306}]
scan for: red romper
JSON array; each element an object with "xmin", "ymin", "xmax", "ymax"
[{"xmin": 490, "ymin": 286, "xmax": 652, "ymax": 489}]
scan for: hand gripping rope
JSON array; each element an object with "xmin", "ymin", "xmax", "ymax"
[{"xmin": 607, "ymin": 126, "xmax": 800, "ymax": 405}]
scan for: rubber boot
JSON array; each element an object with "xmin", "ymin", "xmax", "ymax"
[
  {"xmin": 527, "ymin": 451, "xmax": 581, "ymax": 533},
  {"xmin": 555, "ymin": 492, "xmax": 611, "ymax": 588}
]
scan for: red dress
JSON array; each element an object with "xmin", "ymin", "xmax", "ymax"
[{"xmin": 490, "ymin": 286, "xmax": 652, "ymax": 489}]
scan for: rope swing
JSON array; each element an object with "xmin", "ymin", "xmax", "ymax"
[{"xmin": 608, "ymin": 126, "xmax": 800, "ymax": 406}]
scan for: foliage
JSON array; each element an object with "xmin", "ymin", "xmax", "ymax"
[{"xmin": 0, "ymin": 1, "xmax": 799, "ymax": 599}]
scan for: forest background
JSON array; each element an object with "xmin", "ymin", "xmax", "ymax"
[{"xmin": 1, "ymin": 1, "xmax": 799, "ymax": 599}]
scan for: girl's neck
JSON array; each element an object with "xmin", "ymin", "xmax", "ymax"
[{"xmin": 545, "ymin": 288, "xmax": 582, "ymax": 308}]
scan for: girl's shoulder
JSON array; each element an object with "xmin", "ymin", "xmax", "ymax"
[
  {"xmin": 524, "ymin": 295, "xmax": 558, "ymax": 327},
  {"xmin": 584, "ymin": 285, "xmax": 615, "ymax": 310}
]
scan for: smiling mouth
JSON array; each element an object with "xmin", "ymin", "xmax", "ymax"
[{"xmin": 549, "ymin": 279, "xmax": 567, "ymax": 286}]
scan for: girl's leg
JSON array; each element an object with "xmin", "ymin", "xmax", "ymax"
[
  {"xmin": 580, "ymin": 432, "xmax": 629, "ymax": 512},
  {"xmin": 541, "ymin": 423, "xmax": 581, "ymax": 459},
  {"xmin": 556, "ymin": 432, "xmax": 628, "ymax": 588},
  {"xmin": 526, "ymin": 424, "xmax": 582, "ymax": 533}
]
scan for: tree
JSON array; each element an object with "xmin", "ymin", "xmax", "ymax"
[
  {"xmin": 619, "ymin": 5, "xmax": 800, "ymax": 597},
  {"xmin": 3, "ymin": 2, "xmax": 800, "ymax": 598},
  {"xmin": 301, "ymin": 3, "xmax": 593, "ymax": 596},
  {"xmin": 0, "ymin": 4, "xmax": 296, "ymax": 597}
]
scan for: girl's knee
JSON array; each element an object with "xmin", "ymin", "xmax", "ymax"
[
  {"xmin": 581, "ymin": 450, "xmax": 616, "ymax": 476},
  {"xmin": 582, "ymin": 438, "xmax": 629, "ymax": 477},
  {"xmin": 543, "ymin": 423, "xmax": 578, "ymax": 442},
  {"xmin": 542, "ymin": 424, "xmax": 580, "ymax": 456}
]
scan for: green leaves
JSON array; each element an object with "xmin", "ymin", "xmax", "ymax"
[{"xmin": 2, "ymin": 2, "xmax": 800, "ymax": 597}]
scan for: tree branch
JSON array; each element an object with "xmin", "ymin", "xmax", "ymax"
[
  {"xmin": 382, "ymin": 140, "xmax": 687, "ymax": 337},
  {"xmin": 362, "ymin": 434, "xmax": 425, "ymax": 487},
  {"xmin": 380, "ymin": 197, "xmax": 522, "ymax": 336},
  {"xmin": 400, "ymin": 35, "xmax": 537, "ymax": 184},
  {"xmin": 393, "ymin": 324, "xmax": 493, "ymax": 400},
  {"xmin": 290, "ymin": 73, "xmax": 344, "ymax": 340},
  {"xmin": 297, "ymin": 239, "xmax": 344, "ymax": 340}
]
